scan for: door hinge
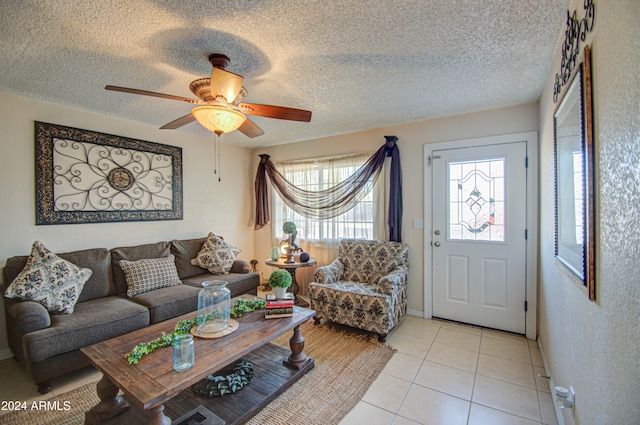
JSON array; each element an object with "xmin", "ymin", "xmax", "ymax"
[
  {"xmin": 427, "ymin": 154, "xmax": 441, "ymax": 166},
  {"xmin": 524, "ymin": 301, "xmax": 528, "ymax": 312},
  {"xmin": 525, "ymin": 156, "xmax": 529, "ymax": 168},
  {"xmin": 525, "ymin": 229, "xmax": 528, "ymax": 240}
]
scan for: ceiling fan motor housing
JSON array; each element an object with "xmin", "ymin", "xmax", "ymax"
[{"xmin": 208, "ymin": 54, "xmax": 230, "ymax": 70}]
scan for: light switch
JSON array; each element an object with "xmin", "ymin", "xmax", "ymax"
[{"xmin": 413, "ymin": 219, "xmax": 424, "ymax": 229}]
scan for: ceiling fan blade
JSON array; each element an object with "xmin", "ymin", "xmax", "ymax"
[
  {"xmin": 237, "ymin": 117, "xmax": 265, "ymax": 138},
  {"xmin": 239, "ymin": 103, "xmax": 312, "ymax": 122},
  {"xmin": 160, "ymin": 113, "xmax": 196, "ymax": 129},
  {"xmin": 210, "ymin": 68, "xmax": 244, "ymax": 103},
  {"xmin": 105, "ymin": 85, "xmax": 200, "ymax": 104}
]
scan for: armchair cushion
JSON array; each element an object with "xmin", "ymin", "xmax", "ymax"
[{"xmin": 339, "ymin": 239, "xmax": 408, "ymax": 285}]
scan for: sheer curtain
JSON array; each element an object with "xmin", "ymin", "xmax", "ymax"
[{"xmin": 272, "ymin": 153, "xmax": 385, "ymax": 295}]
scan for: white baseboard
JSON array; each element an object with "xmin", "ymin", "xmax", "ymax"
[
  {"xmin": 537, "ymin": 338, "xmax": 565, "ymax": 425},
  {"xmin": 407, "ymin": 308, "xmax": 425, "ymax": 318},
  {"xmin": 0, "ymin": 348, "xmax": 13, "ymax": 361}
]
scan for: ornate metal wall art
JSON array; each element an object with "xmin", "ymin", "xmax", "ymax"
[
  {"xmin": 35, "ymin": 122, "xmax": 183, "ymax": 225},
  {"xmin": 553, "ymin": 0, "xmax": 595, "ymax": 103}
]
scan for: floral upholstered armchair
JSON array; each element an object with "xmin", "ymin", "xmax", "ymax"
[{"xmin": 309, "ymin": 239, "xmax": 409, "ymax": 341}]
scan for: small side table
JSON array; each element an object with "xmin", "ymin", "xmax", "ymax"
[{"xmin": 265, "ymin": 258, "xmax": 316, "ymax": 307}]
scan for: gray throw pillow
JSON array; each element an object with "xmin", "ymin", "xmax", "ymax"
[{"xmin": 119, "ymin": 255, "xmax": 182, "ymax": 297}]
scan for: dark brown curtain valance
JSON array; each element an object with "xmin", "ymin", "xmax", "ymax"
[{"xmin": 255, "ymin": 136, "xmax": 403, "ymax": 242}]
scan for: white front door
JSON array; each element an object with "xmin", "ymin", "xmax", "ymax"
[{"xmin": 431, "ymin": 141, "xmax": 527, "ymax": 333}]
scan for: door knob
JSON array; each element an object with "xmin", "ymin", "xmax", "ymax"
[
  {"xmin": 434, "ymin": 229, "xmax": 440, "ymax": 235},
  {"xmin": 434, "ymin": 241, "xmax": 441, "ymax": 247}
]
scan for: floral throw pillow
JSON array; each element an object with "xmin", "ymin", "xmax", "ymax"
[
  {"xmin": 119, "ymin": 255, "xmax": 182, "ymax": 297},
  {"xmin": 191, "ymin": 233, "xmax": 240, "ymax": 275},
  {"xmin": 4, "ymin": 241, "xmax": 93, "ymax": 314}
]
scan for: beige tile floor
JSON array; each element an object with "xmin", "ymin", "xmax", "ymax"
[
  {"xmin": 0, "ymin": 315, "xmax": 557, "ymax": 425},
  {"xmin": 340, "ymin": 316, "xmax": 558, "ymax": 425}
]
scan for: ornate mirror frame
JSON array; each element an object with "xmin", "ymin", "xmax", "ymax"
[{"xmin": 553, "ymin": 46, "xmax": 595, "ymax": 300}]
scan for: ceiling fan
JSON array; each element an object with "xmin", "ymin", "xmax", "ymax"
[{"xmin": 105, "ymin": 54, "xmax": 312, "ymax": 138}]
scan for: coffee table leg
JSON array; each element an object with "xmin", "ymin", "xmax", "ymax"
[
  {"xmin": 283, "ymin": 324, "xmax": 314, "ymax": 370},
  {"xmin": 148, "ymin": 404, "xmax": 171, "ymax": 425},
  {"xmin": 86, "ymin": 374, "xmax": 129, "ymax": 423}
]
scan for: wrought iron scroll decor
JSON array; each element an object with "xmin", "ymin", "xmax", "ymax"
[
  {"xmin": 553, "ymin": 0, "xmax": 595, "ymax": 103},
  {"xmin": 35, "ymin": 122, "xmax": 183, "ymax": 225}
]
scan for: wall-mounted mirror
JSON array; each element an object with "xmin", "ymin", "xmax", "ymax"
[{"xmin": 553, "ymin": 46, "xmax": 595, "ymax": 300}]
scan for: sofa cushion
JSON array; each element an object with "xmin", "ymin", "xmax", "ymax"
[
  {"xmin": 191, "ymin": 233, "xmax": 240, "ymax": 275},
  {"xmin": 127, "ymin": 284, "xmax": 201, "ymax": 324},
  {"xmin": 5, "ymin": 241, "xmax": 92, "ymax": 314},
  {"xmin": 170, "ymin": 237, "xmax": 208, "ymax": 279},
  {"xmin": 111, "ymin": 242, "xmax": 171, "ymax": 294},
  {"xmin": 61, "ymin": 248, "xmax": 114, "ymax": 302},
  {"xmin": 119, "ymin": 255, "xmax": 182, "ymax": 297},
  {"xmin": 21, "ymin": 296, "xmax": 149, "ymax": 363},
  {"xmin": 4, "ymin": 247, "xmax": 114, "ymax": 303},
  {"xmin": 182, "ymin": 272, "xmax": 260, "ymax": 297}
]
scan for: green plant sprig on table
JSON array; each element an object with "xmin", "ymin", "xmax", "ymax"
[{"xmin": 125, "ymin": 298, "xmax": 266, "ymax": 365}]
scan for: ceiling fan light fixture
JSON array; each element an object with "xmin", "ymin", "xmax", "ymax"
[{"xmin": 192, "ymin": 106, "xmax": 246, "ymax": 135}]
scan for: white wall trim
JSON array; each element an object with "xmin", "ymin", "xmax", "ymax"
[
  {"xmin": 538, "ymin": 337, "xmax": 565, "ymax": 425},
  {"xmin": 0, "ymin": 348, "xmax": 13, "ymax": 361},
  {"xmin": 423, "ymin": 131, "xmax": 539, "ymax": 339},
  {"xmin": 407, "ymin": 308, "xmax": 424, "ymax": 318}
]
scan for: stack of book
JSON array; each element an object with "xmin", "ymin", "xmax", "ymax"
[{"xmin": 265, "ymin": 293, "xmax": 294, "ymax": 319}]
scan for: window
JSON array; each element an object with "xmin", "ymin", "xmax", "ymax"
[
  {"xmin": 448, "ymin": 158, "xmax": 505, "ymax": 242},
  {"xmin": 273, "ymin": 152, "xmax": 382, "ymax": 242}
]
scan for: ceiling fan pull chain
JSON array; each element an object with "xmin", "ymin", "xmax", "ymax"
[
  {"xmin": 217, "ymin": 135, "xmax": 222, "ymax": 182},
  {"xmin": 213, "ymin": 134, "xmax": 218, "ymax": 176}
]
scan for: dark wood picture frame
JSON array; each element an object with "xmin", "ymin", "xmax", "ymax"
[
  {"xmin": 553, "ymin": 46, "xmax": 595, "ymax": 300},
  {"xmin": 35, "ymin": 122, "xmax": 183, "ymax": 225}
]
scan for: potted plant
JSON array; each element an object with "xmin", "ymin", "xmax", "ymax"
[
  {"xmin": 282, "ymin": 222, "xmax": 299, "ymax": 263},
  {"xmin": 269, "ymin": 269, "xmax": 292, "ymax": 299}
]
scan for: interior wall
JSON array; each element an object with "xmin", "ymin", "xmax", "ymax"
[
  {"xmin": 0, "ymin": 92, "xmax": 255, "ymax": 356},
  {"xmin": 537, "ymin": 1, "xmax": 640, "ymax": 424},
  {"xmin": 252, "ymin": 102, "xmax": 539, "ymax": 315}
]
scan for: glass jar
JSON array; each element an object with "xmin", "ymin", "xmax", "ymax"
[
  {"xmin": 196, "ymin": 280, "xmax": 230, "ymax": 335},
  {"xmin": 173, "ymin": 334, "xmax": 194, "ymax": 371}
]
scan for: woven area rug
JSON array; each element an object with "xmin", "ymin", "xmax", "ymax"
[{"xmin": 2, "ymin": 320, "xmax": 395, "ymax": 425}]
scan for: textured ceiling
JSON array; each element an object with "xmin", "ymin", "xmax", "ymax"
[{"xmin": 0, "ymin": 0, "xmax": 569, "ymax": 147}]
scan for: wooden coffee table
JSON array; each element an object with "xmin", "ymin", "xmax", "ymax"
[{"xmin": 81, "ymin": 305, "xmax": 315, "ymax": 425}]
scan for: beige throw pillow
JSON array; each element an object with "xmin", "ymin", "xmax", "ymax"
[
  {"xmin": 4, "ymin": 241, "xmax": 92, "ymax": 314},
  {"xmin": 191, "ymin": 233, "xmax": 240, "ymax": 275},
  {"xmin": 119, "ymin": 255, "xmax": 182, "ymax": 297}
]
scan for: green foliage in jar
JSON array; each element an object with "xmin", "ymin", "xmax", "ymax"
[
  {"xmin": 269, "ymin": 269, "xmax": 292, "ymax": 288},
  {"xmin": 124, "ymin": 298, "xmax": 266, "ymax": 365}
]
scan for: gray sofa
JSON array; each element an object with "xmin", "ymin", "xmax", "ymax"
[{"xmin": 1, "ymin": 237, "xmax": 259, "ymax": 393}]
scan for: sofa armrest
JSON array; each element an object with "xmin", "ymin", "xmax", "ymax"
[
  {"xmin": 377, "ymin": 266, "xmax": 408, "ymax": 297},
  {"xmin": 5, "ymin": 299, "xmax": 51, "ymax": 334},
  {"xmin": 230, "ymin": 259, "xmax": 251, "ymax": 274},
  {"xmin": 313, "ymin": 259, "xmax": 344, "ymax": 285}
]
